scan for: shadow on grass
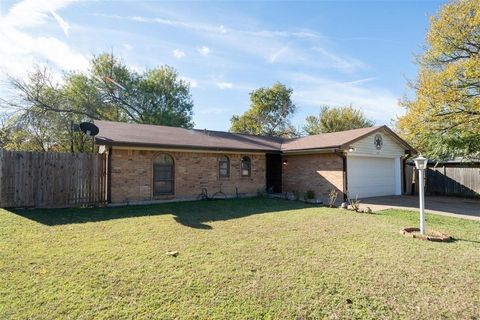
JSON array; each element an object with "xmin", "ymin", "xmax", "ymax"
[
  {"xmin": 453, "ymin": 237, "xmax": 480, "ymax": 244},
  {"xmin": 9, "ymin": 198, "xmax": 312, "ymax": 229}
]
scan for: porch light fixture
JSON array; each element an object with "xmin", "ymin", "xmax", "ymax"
[
  {"xmin": 414, "ymin": 155, "xmax": 428, "ymax": 234},
  {"xmin": 348, "ymin": 146, "xmax": 355, "ymax": 152},
  {"xmin": 283, "ymin": 159, "xmax": 288, "ymax": 165}
]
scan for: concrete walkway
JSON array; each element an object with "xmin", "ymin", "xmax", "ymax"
[{"xmin": 360, "ymin": 195, "xmax": 480, "ymax": 221}]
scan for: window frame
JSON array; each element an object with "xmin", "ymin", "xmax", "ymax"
[
  {"xmin": 218, "ymin": 155, "xmax": 230, "ymax": 179},
  {"xmin": 240, "ymin": 156, "xmax": 252, "ymax": 177},
  {"xmin": 153, "ymin": 154, "xmax": 175, "ymax": 196}
]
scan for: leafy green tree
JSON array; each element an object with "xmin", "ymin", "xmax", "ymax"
[
  {"xmin": 230, "ymin": 82, "xmax": 297, "ymax": 137},
  {"xmin": 0, "ymin": 53, "xmax": 195, "ymax": 152},
  {"xmin": 136, "ymin": 67, "xmax": 194, "ymax": 128},
  {"xmin": 303, "ymin": 105, "xmax": 374, "ymax": 135},
  {"xmin": 1, "ymin": 67, "xmax": 95, "ymax": 152},
  {"xmin": 396, "ymin": 0, "xmax": 480, "ymax": 159}
]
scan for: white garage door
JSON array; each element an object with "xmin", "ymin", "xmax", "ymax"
[{"xmin": 347, "ymin": 156, "xmax": 396, "ymax": 198}]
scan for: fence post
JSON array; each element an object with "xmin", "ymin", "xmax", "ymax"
[{"xmin": 0, "ymin": 148, "xmax": 3, "ymax": 206}]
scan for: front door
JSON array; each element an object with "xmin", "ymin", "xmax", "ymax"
[{"xmin": 266, "ymin": 154, "xmax": 282, "ymax": 193}]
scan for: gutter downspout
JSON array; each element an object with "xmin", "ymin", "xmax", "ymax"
[
  {"xmin": 107, "ymin": 146, "xmax": 112, "ymax": 204},
  {"xmin": 402, "ymin": 150, "xmax": 412, "ymax": 195},
  {"xmin": 334, "ymin": 149, "xmax": 348, "ymax": 202}
]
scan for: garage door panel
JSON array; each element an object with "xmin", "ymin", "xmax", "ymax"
[
  {"xmin": 347, "ymin": 156, "xmax": 396, "ymax": 198},
  {"xmin": 348, "ymin": 175, "xmax": 394, "ymax": 185},
  {"xmin": 348, "ymin": 172, "xmax": 394, "ymax": 182}
]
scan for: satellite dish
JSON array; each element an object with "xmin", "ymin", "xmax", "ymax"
[{"xmin": 79, "ymin": 122, "xmax": 99, "ymax": 137}]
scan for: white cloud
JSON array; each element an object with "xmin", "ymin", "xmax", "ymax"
[
  {"xmin": 2, "ymin": 0, "xmax": 75, "ymax": 29},
  {"xmin": 180, "ymin": 76, "xmax": 198, "ymax": 88},
  {"xmin": 313, "ymin": 47, "xmax": 365, "ymax": 73},
  {"xmin": 98, "ymin": 14, "xmax": 357, "ymax": 71},
  {"xmin": 123, "ymin": 43, "xmax": 133, "ymax": 50},
  {"xmin": 198, "ymin": 46, "xmax": 210, "ymax": 56},
  {"xmin": 290, "ymin": 73, "xmax": 402, "ymax": 124},
  {"xmin": 48, "ymin": 8, "xmax": 70, "ymax": 37},
  {"xmin": 267, "ymin": 45, "xmax": 289, "ymax": 63},
  {"xmin": 173, "ymin": 49, "xmax": 186, "ymax": 59},
  {"xmin": 217, "ymin": 82, "xmax": 233, "ymax": 90},
  {"xmin": 0, "ymin": 0, "xmax": 88, "ymax": 81},
  {"xmin": 127, "ymin": 15, "xmax": 227, "ymax": 35},
  {"xmin": 219, "ymin": 25, "xmax": 227, "ymax": 34}
]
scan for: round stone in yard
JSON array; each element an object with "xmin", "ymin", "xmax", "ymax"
[{"xmin": 400, "ymin": 227, "xmax": 453, "ymax": 242}]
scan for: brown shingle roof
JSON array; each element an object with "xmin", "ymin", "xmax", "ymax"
[
  {"xmin": 94, "ymin": 121, "xmax": 283, "ymax": 152},
  {"xmin": 94, "ymin": 121, "xmax": 414, "ymax": 153},
  {"xmin": 281, "ymin": 126, "xmax": 383, "ymax": 151}
]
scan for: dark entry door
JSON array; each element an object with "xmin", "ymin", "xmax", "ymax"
[{"xmin": 266, "ymin": 154, "xmax": 282, "ymax": 193}]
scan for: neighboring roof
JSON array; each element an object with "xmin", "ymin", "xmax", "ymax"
[
  {"xmin": 94, "ymin": 121, "xmax": 415, "ymax": 153},
  {"xmin": 94, "ymin": 121, "xmax": 283, "ymax": 152}
]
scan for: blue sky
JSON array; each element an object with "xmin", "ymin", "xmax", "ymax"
[{"xmin": 0, "ymin": 0, "xmax": 446, "ymax": 131}]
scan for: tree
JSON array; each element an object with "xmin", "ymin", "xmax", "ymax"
[
  {"xmin": 303, "ymin": 105, "xmax": 375, "ymax": 135},
  {"xmin": 230, "ymin": 82, "xmax": 297, "ymax": 137},
  {"xmin": 396, "ymin": 0, "xmax": 480, "ymax": 160},
  {"xmin": 136, "ymin": 67, "xmax": 194, "ymax": 127},
  {"xmin": 0, "ymin": 53, "xmax": 195, "ymax": 152}
]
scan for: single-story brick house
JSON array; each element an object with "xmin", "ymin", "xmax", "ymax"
[{"xmin": 94, "ymin": 121, "xmax": 415, "ymax": 204}]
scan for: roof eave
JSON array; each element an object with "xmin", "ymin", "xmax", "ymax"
[
  {"xmin": 281, "ymin": 147, "xmax": 341, "ymax": 154},
  {"xmin": 94, "ymin": 138, "xmax": 282, "ymax": 154}
]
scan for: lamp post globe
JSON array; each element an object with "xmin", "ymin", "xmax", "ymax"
[{"xmin": 414, "ymin": 155, "xmax": 428, "ymax": 170}]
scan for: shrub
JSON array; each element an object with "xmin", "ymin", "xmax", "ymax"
[
  {"xmin": 293, "ymin": 190, "xmax": 301, "ymax": 201},
  {"xmin": 328, "ymin": 189, "xmax": 338, "ymax": 207},
  {"xmin": 347, "ymin": 194, "xmax": 361, "ymax": 212},
  {"xmin": 304, "ymin": 190, "xmax": 315, "ymax": 200}
]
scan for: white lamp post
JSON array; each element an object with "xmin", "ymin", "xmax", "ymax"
[{"xmin": 414, "ymin": 155, "xmax": 428, "ymax": 235}]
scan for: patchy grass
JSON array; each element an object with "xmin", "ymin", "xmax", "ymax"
[{"xmin": 0, "ymin": 198, "xmax": 479, "ymax": 319}]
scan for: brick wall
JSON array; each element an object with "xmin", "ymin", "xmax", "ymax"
[
  {"xmin": 110, "ymin": 148, "xmax": 266, "ymax": 203},
  {"xmin": 282, "ymin": 153, "xmax": 344, "ymax": 201}
]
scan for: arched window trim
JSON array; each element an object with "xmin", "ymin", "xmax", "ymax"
[
  {"xmin": 241, "ymin": 156, "xmax": 251, "ymax": 177},
  {"xmin": 218, "ymin": 155, "xmax": 230, "ymax": 178},
  {"xmin": 153, "ymin": 153, "xmax": 175, "ymax": 196}
]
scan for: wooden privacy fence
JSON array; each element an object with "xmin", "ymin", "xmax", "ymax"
[
  {"xmin": 0, "ymin": 149, "xmax": 106, "ymax": 208},
  {"xmin": 405, "ymin": 163, "xmax": 480, "ymax": 198},
  {"xmin": 426, "ymin": 164, "xmax": 480, "ymax": 198}
]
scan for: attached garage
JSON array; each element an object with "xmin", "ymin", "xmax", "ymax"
[
  {"xmin": 347, "ymin": 156, "xmax": 401, "ymax": 198},
  {"xmin": 346, "ymin": 130, "xmax": 406, "ymax": 198},
  {"xmin": 281, "ymin": 125, "xmax": 415, "ymax": 202}
]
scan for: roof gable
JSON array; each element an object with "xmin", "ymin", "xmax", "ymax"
[{"xmin": 349, "ymin": 128, "xmax": 409, "ymax": 157}]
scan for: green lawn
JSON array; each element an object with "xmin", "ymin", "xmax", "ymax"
[{"xmin": 1, "ymin": 198, "xmax": 479, "ymax": 319}]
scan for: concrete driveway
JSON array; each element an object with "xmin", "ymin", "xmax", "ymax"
[{"xmin": 360, "ymin": 195, "xmax": 480, "ymax": 221}]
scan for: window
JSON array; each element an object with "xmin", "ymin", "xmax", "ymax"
[
  {"xmin": 219, "ymin": 155, "xmax": 230, "ymax": 178},
  {"xmin": 153, "ymin": 154, "xmax": 174, "ymax": 195},
  {"xmin": 241, "ymin": 156, "xmax": 251, "ymax": 177}
]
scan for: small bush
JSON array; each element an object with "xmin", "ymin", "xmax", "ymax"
[
  {"xmin": 347, "ymin": 194, "xmax": 361, "ymax": 212},
  {"xmin": 293, "ymin": 190, "xmax": 301, "ymax": 201},
  {"xmin": 304, "ymin": 190, "xmax": 315, "ymax": 200},
  {"xmin": 328, "ymin": 189, "xmax": 338, "ymax": 207}
]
